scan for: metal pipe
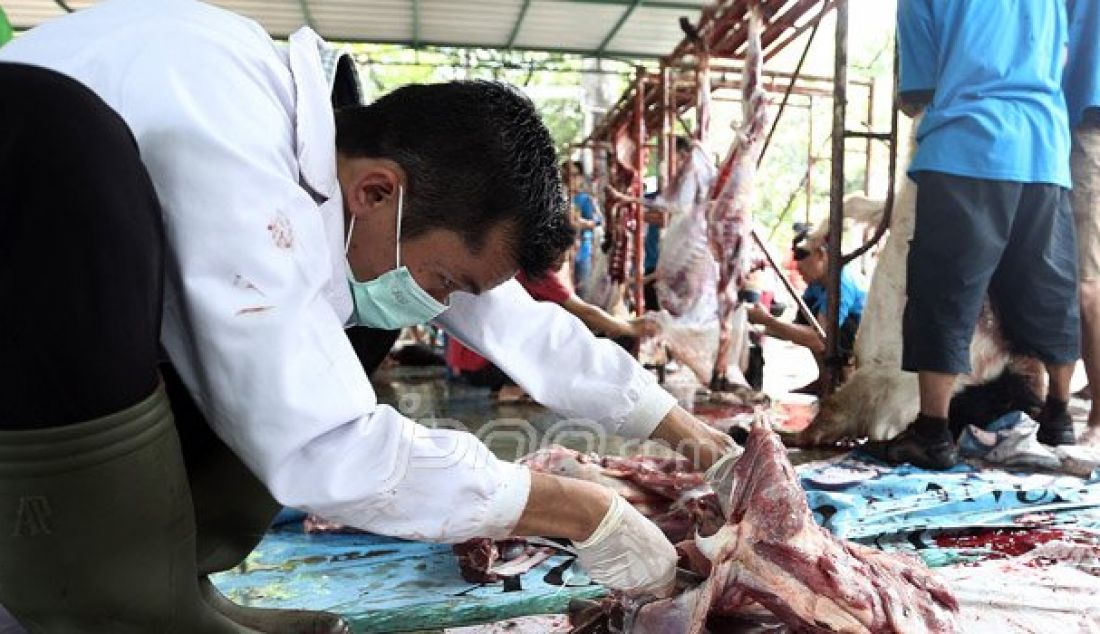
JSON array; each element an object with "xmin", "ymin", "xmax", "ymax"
[
  {"xmin": 823, "ymin": 0, "xmax": 848, "ymax": 396},
  {"xmin": 807, "ymin": 95, "xmax": 815, "ymax": 222},
  {"xmin": 687, "ymin": 59, "xmax": 873, "ymax": 88},
  {"xmin": 664, "ymin": 63, "xmax": 678, "ymax": 184},
  {"xmin": 864, "ymin": 80, "xmax": 875, "ymax": 194},
  {"xmin": 842, "ymin": 42, "xmax": 901, "ymax": 266},
  {"xmin": 633, "ymin": 66, "xmax": 647, "ymax": 322},
  {"xmin": 658, "ymin": 62, "xmax": 671, "ymax": 192},
  {"xmin": 751, "ymin": 230, "xmax": 826, "ymax": 340},
  {"xmin": 758, "ymin": 0, "xmax": 827, "ymax": 169}
]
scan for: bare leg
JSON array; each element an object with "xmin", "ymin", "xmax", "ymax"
[
  {"xmin": 1046, "ymin": 362, "xmax": 1076, "ymax": 403},
  {"xmin": 1080, "ymin": 282, "xmax": 1100, "ymax": 432},
  {"xmin": 1038, "ymin": 362, "xmax": 1078, "ymax": 446},
  {"xmin": 863, "ymin": 370, "xmax": 959, "ymax": 469},
  {"xmin": 918, "ymin": 371, "xmax": 957, "ymax": 419},
  {"xmin": 711, "ymin": 295, "xmax": 736, "ymax": 390},
  {"xmin": 712, "ymin": 319, "xmax": 733, "ymax": 387}
]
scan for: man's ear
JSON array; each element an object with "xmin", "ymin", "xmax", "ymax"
[{"xmin": 343, "ymin": 159, "xmax": 404, "ymax": 218}]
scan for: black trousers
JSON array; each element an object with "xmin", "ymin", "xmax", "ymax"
[
  {"xmin": 0, "ymin": 63, "xmax": 397, "ymax": 573},
  {"xmin": 0, "ymin": 63, "xmax": 163, "ymax": 430}
]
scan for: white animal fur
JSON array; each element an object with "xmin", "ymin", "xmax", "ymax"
[{"xmin": 800, "ymin": 115, "xmax": 1016, "ymax": 444}]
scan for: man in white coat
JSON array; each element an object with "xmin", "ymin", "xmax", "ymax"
[{"xmin": 0, "ymin": 0, "xmax": 735, "ymax": 630}]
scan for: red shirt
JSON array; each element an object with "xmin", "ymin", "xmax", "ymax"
[
  {"xmin": 445, "ymin": 271, "xmax": 572, "ymax": 373},
  {"xmin": 515, "ymin": 270, "xmax": 571, "ymax": 304}
]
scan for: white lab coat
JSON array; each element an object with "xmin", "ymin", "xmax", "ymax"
[{"xmin": 0, "ymin": 0, "xmax": 675, "ymax": 542}]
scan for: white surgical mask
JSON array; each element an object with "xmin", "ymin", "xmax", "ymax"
[{"xmin": 345, "ymin": 185, "xmax": 447, "ymax": 329}]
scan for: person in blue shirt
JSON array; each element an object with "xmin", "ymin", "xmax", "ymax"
[
  {"xmin": 642, "ymin": 190, "xmax": 662, "ymax": 309},
  {"xmin": 871, "ymin": 1, "xmax": 1080, "ymax": 470},
  {"xmin": 566, "ymin": 161, "xmax": 602, "ymax": 294},
  {"xmin": 1066, "ymin": 0, "xmax": 1100, "ymax": 448},
  {"xmin": 747, "ymin": 228, "xmax": 866, "ymax": 396}
]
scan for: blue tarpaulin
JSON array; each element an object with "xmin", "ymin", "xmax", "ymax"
[
  {"xmin": 799, "ymin": 454, "xmax": 1100, "ymax": 541},
  {"xmin": 212, "ymin": 452, "xmax": 1100, "ymax": 631},
  {"xmin": 211, "ymin": 524, "xmax": 604, "ymax": 633}
]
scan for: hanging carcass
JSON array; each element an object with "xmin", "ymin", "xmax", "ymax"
[
  {"xmin": 706, "ymin": 6, "xmax": 770, "ymax": 392},
  {"xmin": 654, "ymin": 6, "xmax": 769, "ymax": 392}
]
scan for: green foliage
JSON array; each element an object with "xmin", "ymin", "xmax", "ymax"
[{"xmin": 343, "ymin": 43, "xmax": 621, "ymax": 156}]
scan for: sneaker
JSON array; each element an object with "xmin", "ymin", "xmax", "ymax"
[
  {"xmin": 1036, "ymin": 409, "xmax": 1076, "ymax": 446},
  {"xmin": 862, "ymin": 425, "xmax": 959, "ymax": 470}
]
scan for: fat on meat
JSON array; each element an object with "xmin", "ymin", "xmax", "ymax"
[{"xmin": 630, "ymin": 419, "xmax": 959, "ymax": 634}]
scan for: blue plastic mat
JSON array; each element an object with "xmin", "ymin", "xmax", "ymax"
[
  {"xmin": 210, "ymin": 525, "xmax": 604, "ymax": 633},
  {"xmin": 213, "ymin": 454, "xmax": 1100, "ymax": 631},
  {"xmin": 799, "ymin": 455, "xmax": 1100, "ymax": 541}
]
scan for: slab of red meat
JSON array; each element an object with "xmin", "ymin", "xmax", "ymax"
[
  {"xmin": 452, "ymin": 538, "xmax": 554, "ymax": 584},
  {"xmin": 631, "ymin": 420, "xmax": 959, "ymax": 634},
  {"xmin": 519, "ymin": 447, "xmax": 723, "ymax": 543}
]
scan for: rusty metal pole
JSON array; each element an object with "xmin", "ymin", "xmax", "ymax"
[
  {"xmin": 806, "ymin": 95, "xmax": 814, "ymax": 223},
  {"xmin": 633, "ymin": 66, "xmax": 647, "ymax": 320},
  {"xmin": 823, "ymin": 0, "xmax": 848, "ymax": 396},
  {"xmin": 658, "ymin": 61, "xmax": 672, "ymax": 192},
  {"xmin": 865, "ymin": 80, "xmax": 875, "ymax": 194},
  {"xmin": 666, "ymin": 65, "xmax": 678, "ymax": 181}
]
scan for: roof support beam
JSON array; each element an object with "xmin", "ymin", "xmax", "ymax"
[
  {"xmin": 506, "ymin": 0, "xmax": 533, "ymax": 49},
  {"xmin": 595, "ymin": 0, "xmax": 644, "ymax": 57},
  {"xmin": 295, "ymin": 0, "xmax": 316, "ymax": 30},
  {"xmin": 412, "ymin": 0, "xmax": 421, "ymax": 48},
  {"xmin": 560, "ymin": 0, "xmax": 704, "ymax": 9}
]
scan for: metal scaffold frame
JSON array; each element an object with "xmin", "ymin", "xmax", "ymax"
[{"xmin": 580, "ymin": 0, "xmax": 891, "ymax": 366}]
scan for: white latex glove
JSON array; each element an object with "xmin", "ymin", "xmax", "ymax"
[{"xmin": 573, "ymin": 494, "xmax": 677, "ymax": 597}]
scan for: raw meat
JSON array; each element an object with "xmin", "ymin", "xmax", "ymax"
[
  {"xmin": 652, "ymin": 8, "xmax": 767, "ymax": 390},
  {"xmin": 452, "ymin": 538, "xmax": 554, "ymax": 584},
  {"xmin": 303, "ymin": 514, "xmax": 554, "ymax": 584},
  {"xmin": 631, "ymin": 419, "xmax": 959, "ymax": 633},
  {"xmin": 654, "ymin": 142, "xmax": 719, "ymax": 321},
  {"xmin": 520, "ymin": 446, "xmax": 724, "ymax": 543},
  {"xmin": 707, "ymin": 7, "xmax": 769, "ymax": 390}
]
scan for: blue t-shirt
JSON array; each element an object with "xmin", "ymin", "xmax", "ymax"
[
  {"xmin": 643, "ymin": 191, "xmax": 660, "ymax": 273},
  {"xmin": 574, "ymin": 192, "xmax": 598, "ymax": 244},
  {"xmin": 899, "ymin": 0, "xmax": 1071, "ymax": 187},
  {"xmin": 1065, "ymin": 0, "xmax": 1100, "ymax": 128},
  {"xmin": 802, "ymin": 267, "xmax": 866, "ymax": 329}
]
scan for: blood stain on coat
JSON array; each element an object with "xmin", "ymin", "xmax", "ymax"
[
  {"xmin": 268, "ymin": 213, "xmax": 294, "ymax": 249},
  {"xmin": 232, "ymin": 274, "xmax": 266, "ymax": 296},
  {"xmin": 236, "ymin": 306, "xmax": 274, "ymax": 316}
]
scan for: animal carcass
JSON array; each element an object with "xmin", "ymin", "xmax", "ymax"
[
  {"xmin": 707, "ymin": 8, "xmax": 770, "ymax": 392},
  {"xmin": 653, "ymin": 7, "xmax": 767, "ymax": 391},
  {"xmin": 631, "ymin": 420, "xmax": 959, "ymax": 633}
]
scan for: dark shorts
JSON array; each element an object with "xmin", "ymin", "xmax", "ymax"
[{"xmin": 902, "ymin": 171, "xmax": 1080, "ymax": 374}]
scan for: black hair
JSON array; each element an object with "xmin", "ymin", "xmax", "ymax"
[
  {"xmin": 336, "ymin": 81, "xmax": 574, "ymax": 277},
  {"xmin": 674, "ymin": 136, "xmax": 691, "ymax": 154}
]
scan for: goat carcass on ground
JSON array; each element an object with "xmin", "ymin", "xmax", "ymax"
[
  {"xmin": 631, "ymin": 420, "xmax": 959, "ymax": 634},
  {"xmin": 796, "ymin": 115, "xmax": 1041, "ymax": 446}
]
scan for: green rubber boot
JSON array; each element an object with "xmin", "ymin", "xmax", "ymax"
[
  {"xmin": 163, "ymin": 366, "xmax": 350, "ymax": 633},
  {"xmin": 0, "ymin": 384, "xmax": 256, "ymax": 633}
]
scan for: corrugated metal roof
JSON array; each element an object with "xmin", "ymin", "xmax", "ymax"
[{"xmin": 3, "ymin": 0, "xmax": 713, "ymax": 58}]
